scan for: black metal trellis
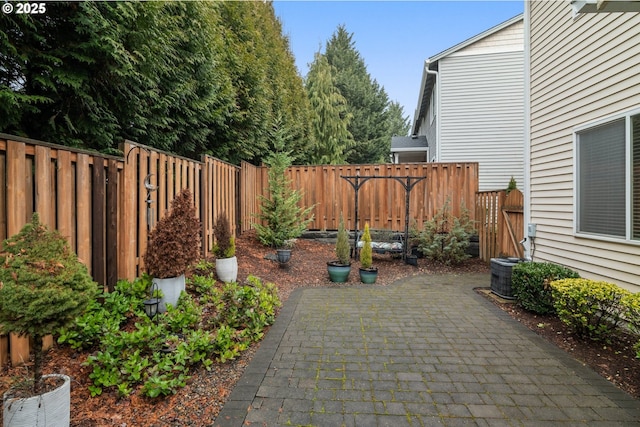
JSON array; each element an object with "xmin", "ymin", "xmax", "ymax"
[{"xmin": 341, "ymin": 175, "xmax": 426, "ymax": 262}]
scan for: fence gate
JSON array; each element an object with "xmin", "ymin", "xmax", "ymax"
[{"xmin": 476, "ymin": 189, "xmax": 524, "ymax": 262}]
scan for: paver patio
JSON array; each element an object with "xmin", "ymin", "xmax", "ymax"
[{"xmin": 214, "ymin": 273, "xmax": 640, "ymax": 426}]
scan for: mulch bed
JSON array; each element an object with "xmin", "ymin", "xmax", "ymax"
[{"xmin": 1, "ymin": 230, "xmax": 638, "ymax": 426}]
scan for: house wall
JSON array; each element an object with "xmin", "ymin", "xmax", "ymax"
[
  {"xmin": 416, "ymin": 19, "xmax": 525, "ymax": 191},
  {"xmin": 528, "ymin": 0, "xmax": 640, "ymax": 291},
  {"xmin": 440, "ymin": 49, "xmax": 524, "ymax": 191}
]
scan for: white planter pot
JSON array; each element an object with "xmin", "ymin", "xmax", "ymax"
[
  {"xmin": 3, "ymin": 373, "xmax": 70, "ymax": 427},
  {"xmin": 216, "ymin": 256, "xmax": 238, "ymax": 283},
  {"xmin": 153, "ymin": 274, "xmax": 186, "ymax": 313}
]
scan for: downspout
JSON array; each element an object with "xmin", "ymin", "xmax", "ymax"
[
  {"xmin": 523, "ymin": 3, "xmax": 532, "ymax": 260},
  {"xmin": 424, "ymin": 60, "xmax": 440, "ymax": 161}
]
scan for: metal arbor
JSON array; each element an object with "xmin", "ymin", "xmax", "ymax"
[{"xmin": 341, "ymin": 175, "xmax": 426, "ymax": 261}]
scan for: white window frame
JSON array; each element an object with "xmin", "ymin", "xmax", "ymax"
[{"xmin": 573, "ymin": 106, "xmax": 640, "ymax": 244}]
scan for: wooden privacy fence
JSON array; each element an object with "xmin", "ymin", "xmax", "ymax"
[
  {"xmin": 0, "ymin": 133, "xmax": 481, "ymax": 366},
  {"xmin": 247, "ymin": 162, "xmax": 479, "ymax": 232},
  {"xmin": 475, "ymin": 189, "xmax": 524, "ymax": 262}
]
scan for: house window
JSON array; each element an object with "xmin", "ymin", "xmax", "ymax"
[{"xmin": 576, "ymin": 110, "xmax": 640, "ymax": 240}]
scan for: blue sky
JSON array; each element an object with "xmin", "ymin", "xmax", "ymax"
[{"xmin": 273, "ymin": 1, "xmax": 523, "ymax": 124}]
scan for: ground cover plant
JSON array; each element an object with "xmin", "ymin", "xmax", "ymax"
[
  {"xmin": 1, "ymin": 232, "xmax": 639, "ymax": 426},
  {"xmin": 58, "ymin": 272, "xmax": 279, "ymax": 399}
]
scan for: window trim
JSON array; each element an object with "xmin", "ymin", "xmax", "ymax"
[{"xmin": 573, "ymin": 106, "xmax": 640, "ymax": 243}]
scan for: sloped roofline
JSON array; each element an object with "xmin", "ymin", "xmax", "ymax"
[
  {"xmin": 412, "ymin": 13, "xmax": 523, "ymax": 134},
  {"xmin": 429, "ymin": 13, "xmax": 523, "ymax": 62}
]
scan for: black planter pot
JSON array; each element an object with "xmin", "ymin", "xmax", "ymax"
[{"xmin": 276, "ymin": 249, "xmax": 292, "ymax": 264}]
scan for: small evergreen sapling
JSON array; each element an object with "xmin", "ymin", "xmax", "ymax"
[
  {"xmin": 213, "ymin": 212, "xmax": 235, "ymax": 259},
  {"xmin": 254, "ymin": 122, "xmax": 314, "ymax": 248},
  {"xmin": 0, "ymin": 213, "xmax": 97, "ymax": 394},
  {"xmin": 335, "ymin": 214, "xmax": 350, "ymax": 265},
  {"xmin": 359, "ymin": 223, "xmax": 373, "ymax": 270}
]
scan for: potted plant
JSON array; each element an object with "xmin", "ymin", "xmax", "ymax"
[
  {"xmin": 0, "ymin": 213, "xmax": 97, "ymax": 427},
  {"xmin": 213, "ymin": 212, "xmax": 237, "ymax": 283},
  {"xmin": 359, "ymin": 223, "xmax": 378, "ymax": 284},
  {"xmin": 143, "ymin": 189, "xmax": 201, "ymax": 312},
  {"xmin": 327, "ymin": 214, "xmax": 351, "ymax": 282}
]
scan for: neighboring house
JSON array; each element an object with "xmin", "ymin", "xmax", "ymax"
[
  {"xmin": 412, "ymin": 14, "xmax": 525, "ymax": 191},
  {"xmin": 390, "ymin": 135, "xmax": 428, "ymax": 163},
  {"xmin": 525, "ymin": 0, "xmax": 640, "ymax": 292}
]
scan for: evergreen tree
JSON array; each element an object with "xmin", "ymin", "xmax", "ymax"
[
  {"xmin": 324, "ymin": 25, "xmax": 392, "ymax": 164},
  {"xmin": 254, "ymin": 121, "xmax": 314, "ymax": 248},
  {"xmin": 0, "ymin": 1, "xmax": 310, "ymax": 165},
  {"xmin": 387, "ymin": 101, "xmax": 411, "ymax": 139},
  {"xmin": 304, "ymin": 52, "xmax": 353, "ymax": 164}
]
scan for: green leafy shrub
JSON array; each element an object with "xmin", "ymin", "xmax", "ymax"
[
  {"xmin": 550, "ymin": 278, "xmax": 631, "ymax": 340},
  {"xmin": 417, "ymin": 200, "xmax": 475, "ymax": 265},
  {"xmin": 58, "ymin": 277, "xmax": 149, "ymax": 350},
  {"xmin": 511, "ymin": 262, "xmax": 580, "ymax": 314},
  {"xmin": 0, "ymin": 213, "xmax": 97, "ymax": 394},
  {"xmin": 63, "ymin": 273, "xmax": 280, "ymax": 398},
  {"xmin": 621, "ymin": 293, "xmax": 640, "ymax": 359},
  {"xmin": 360, "ymin": 222, "xmax": 373, "ymax": 269}
]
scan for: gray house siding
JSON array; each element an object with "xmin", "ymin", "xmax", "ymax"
[{"xmin": 440, "ymin": 51, "xmax": 524, "ymax": 191}]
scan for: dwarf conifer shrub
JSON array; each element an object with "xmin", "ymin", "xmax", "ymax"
[
  {"xmin": 360, "ymin": 222, "xmax": 373, "ymax": 269},
  {"xmin": 213, "ymin": 212, "xmax": 235, "ymax": 258},
  {"xmin": 144, "ymin": 189, "xmax": 201, "ymax": 278},
  {"xmin": 0, "ymin": 213, "xmax": 97, "ymax": 393},
  {"xmin": 417, "ymin": 199, "xmax": 475, "ymax": 265},
  {"xmin": 550, "ymin": 278, "xmax": 631, "ymax": 340},
  {"xmin": 511, "ymin": 262, "xmax": 580, "ymax": 314},
  {"xmin": 335, "ymin": 213, "xmax": 350, "ymax": 265},
  {"xmin": 254, "ymin": 122, "xmax": 314, "ymax": 248}
]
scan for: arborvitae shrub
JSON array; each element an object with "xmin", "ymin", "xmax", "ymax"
[
  {"xmin": 360, "ymin": 223, "xmax": 373, "ymax": 269},
  {"xmin": 335, "ymin": 214, "xmax": 350, "ymax": 265}
]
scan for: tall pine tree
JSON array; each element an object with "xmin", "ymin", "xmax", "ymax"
[
  {"xmin": 324, "ymin": 25, "xmax": 391, "ymax": 164},
  {"xmin": 304, "ymin": 53, "xmax": 352, "ymax": 165}
]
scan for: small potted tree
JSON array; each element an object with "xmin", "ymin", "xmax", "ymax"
[
  {"xmin": 359, "ymin": 222, "xmax": 378, "ymax": 283},
  {"xmin": 213, "ymin": 212, "xmax": 237, "ymax": 283},
  {"xmin": 327, "ymin": 214, "xmax": 351, "ymax": 282},
  {"xmin": 143, "ymin": 189, "xmax": 201, "ymax": 312},
  {"xmin": 0, "ymin": 213, "xmax": 97, "ymax": 426}
]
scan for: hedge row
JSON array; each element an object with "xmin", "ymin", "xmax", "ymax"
[{"xmin": 512, "ymin": 262, "xmax": 640, "ymax": 357}]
